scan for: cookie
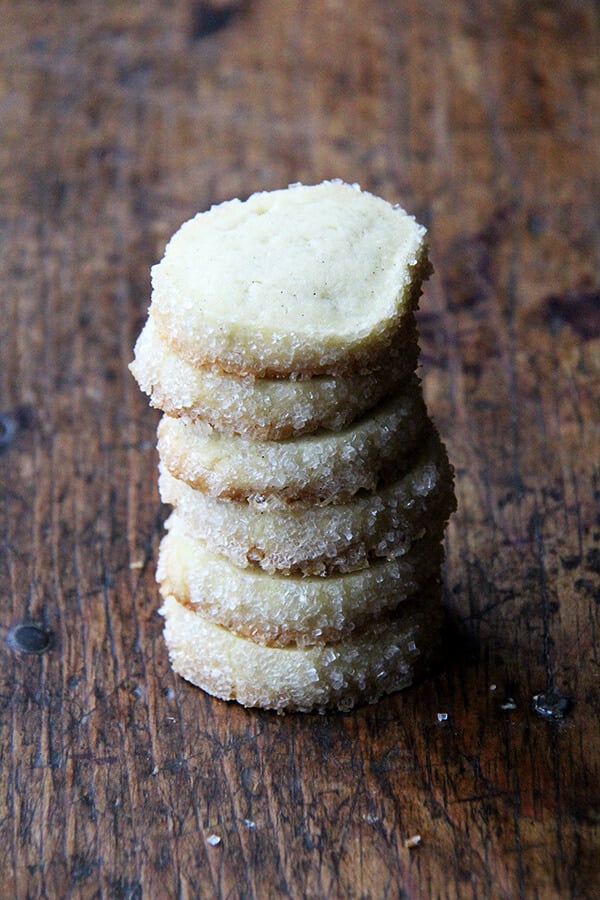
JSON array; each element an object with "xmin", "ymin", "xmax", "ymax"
[
  {"xmin": 149, "ymin": 181, "xmax": 431, "ymax": 378},
  {"xmin": 130, "ymin": 313, "xmax": 420, "ymax": 440},
  {"xmin": 157, "ymin": 379, "xmax": 428, "ymax": 507},
  {"xmin": 159, "ymin": 586, "xmax": 443, "ymax": 713},
  {"xmin": 157, "ymin": 512, "xmax": 445, "ymax": 647}
]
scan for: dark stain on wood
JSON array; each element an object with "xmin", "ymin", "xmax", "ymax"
[
  {"xmin": 441, "ymin": 208, "xmax": 514, "ymax": 311},
  {"xmin": 542, "ymin": 290, "xmax": 600, "ymax": 340},
  {"xmin": 190, "ymin": 2, "xmax": 244, "ymax": 41}
]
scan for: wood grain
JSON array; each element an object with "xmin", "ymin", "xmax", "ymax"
[{"xmin": 1, "ymin": 1, "xmax": 599, "ymax": 897}]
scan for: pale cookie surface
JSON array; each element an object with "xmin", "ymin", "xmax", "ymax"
[
  {"xmin": 157, "ymin": 379, "xmax": 427, "ymax": 507},
  {"xmin": 160, "ymin": 589, "xmax": 442, "ymax": 712},
  {"xmin": 157, "ymin": 513, "xmax": 445, "ymax": 647},
  {"xmin": 130, "ymin": 314, "xmax": 420, "ymax": 439},
  {"xmin": 158, "ymin": 426, "xmax": 456, "ymax": 575},
  {"xmin": 149, "ymin": 181, "xmax": 430, "ymax": 377}
]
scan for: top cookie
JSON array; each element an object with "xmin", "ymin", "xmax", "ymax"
[{"xmin": 150, "ymin": 181, "xmax": 430, "ymax": 378}]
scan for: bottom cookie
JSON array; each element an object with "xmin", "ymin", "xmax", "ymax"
[{"xmin": 159, "ymin": 586, "xmax": 443, "ymax": 713}]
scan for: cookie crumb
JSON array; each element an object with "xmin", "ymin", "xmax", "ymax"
[{"xmin": 404, "ymin": 834, "xmax": 421, "ymax": 849}]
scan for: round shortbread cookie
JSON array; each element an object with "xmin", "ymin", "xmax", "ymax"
[
  {"xmin": 158, "ymin": 426, "xmax": 456, "ymax": 575},
  {"xmin": 159, "ymin": 588, "xmax": 443, "ymax": 712},
  {"xmin": 157, "ymin": 514, "xmax": 445, "ymax": 647},
  {"xmin": 149, "ymin": 181, "xmax": 431, "ymax": 378},
  {"xmin": 157, "ymin": 380, "xmax": 427, "ymax": 507},
  {"xmin": 129, "ymin": 314, "xmax": 420, "ymax": 440}
]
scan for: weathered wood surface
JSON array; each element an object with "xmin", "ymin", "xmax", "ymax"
[{"xmin": 1, "ymin": 1, "xmax": 599, "ymax": 897}]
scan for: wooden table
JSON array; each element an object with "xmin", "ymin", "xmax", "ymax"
[{"xmin": 2, "ymin": 2, "xmax": 599, "ymax": 897}]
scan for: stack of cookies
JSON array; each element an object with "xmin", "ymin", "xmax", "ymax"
[{"xmin": 130, "ymin": 181, "xmax": 456, "ymax": 713}]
